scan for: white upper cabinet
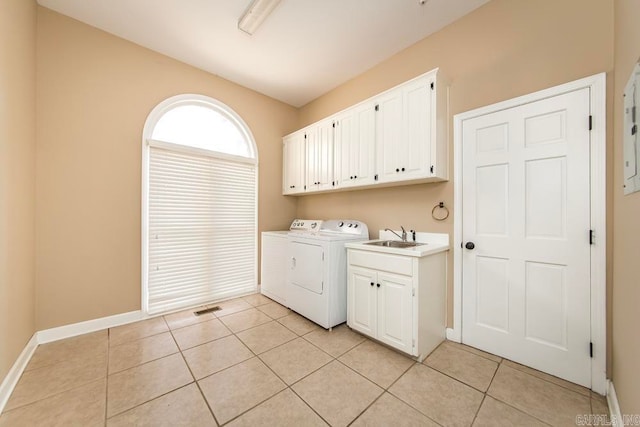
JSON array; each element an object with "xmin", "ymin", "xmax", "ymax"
[
  {"xmin": 282, "ymin": 129, "xmax": 306, "ymax": 195},
  {"xmin": 305, "ymin": 119, "xmax": 334, "ymax": 193},
  {"xmin": 376, "ymin": 73, "xmax": 446, "ymax": 184},
  {"xmin": 334, "ymin": 101, "xmax": 376, "ymax": 189},
  {"xmin": 282, "ymin": 68, "xmax": 448, "ymax": 196}
]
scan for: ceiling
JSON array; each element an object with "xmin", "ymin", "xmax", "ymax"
[{"xmin": 37, "ymin": 0, "xmax": 489, "ymax": 107}]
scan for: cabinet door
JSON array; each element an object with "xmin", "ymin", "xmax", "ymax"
[
  {"xmin": 402, "ymin": 76, "xmax": 432, "ymax": 179},
  {"xmin": 376, "ymin": 76, "xmax": 434, "ymax": 184},
  {"xmin": 347, "ymin": 266, "xmax": 377, "ymax": 337},
  {"xmin": 377, "ymin": 272, "xmax": 413, "ymax": 354},
  {"xmin": 335, "ymin": 103, "xmax": 376, "ymax": 188},
  {"xmin": 305, "ymin": 120, "xmax": 334, "ymax": 192},
  {"xmin": 317, "ymin": 120, "xmax": 334, "ymax": 191},
  {"xmin": 283, "ymin": 131, "xmax": 305, "ymax": 195},
  {"xmin": 353, "ymin": 102, "xmax": 376, "ymax": 186},
  {"xmin": 375, "ymin": 89, "xmax": 405, "ymax": 182},
  {"xmin": 305, "ymin": 129, "xmax": 318, "ymax": 192},
  {"xmin": 334, "ymin": 110, "xmax": 354, "ymax": 187}
]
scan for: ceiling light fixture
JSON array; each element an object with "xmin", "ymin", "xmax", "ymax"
[{"xmin": 238, "ymin": 0, "xmax": 282, "ymax": 36}]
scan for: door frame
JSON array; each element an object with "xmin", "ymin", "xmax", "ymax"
[{"xmin": 450, "ymin": 73, "xmax": 607, "ymax": 394}]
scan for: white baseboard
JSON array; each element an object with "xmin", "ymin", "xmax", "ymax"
[
  {"xmin": 0, "ymin": 334, "xmax": 38, "ymax": 414},
  {"xmin": 446, "ymin": 327, "xmax": 461, "ymax": 342},
  {"xmin": 37, "ymin": 310, "xmax": 148, "ymax": 344},
  {"xmin": 607, "ymin": 380, "xmax": 623, "ymax": 427}
]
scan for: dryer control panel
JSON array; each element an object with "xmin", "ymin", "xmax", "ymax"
[{"xmin": 289, "ymin": 219, "xmax": 323, "ymax": 233}]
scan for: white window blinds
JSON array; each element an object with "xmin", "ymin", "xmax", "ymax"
[{"xmin": 147, "ymin": 143, "xmax": 257, "ymax": 315}]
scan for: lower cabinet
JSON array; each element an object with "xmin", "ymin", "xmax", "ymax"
[
  {"xmin": 347, "ymin": 249, "xmax": 446, "ymax": 360},
  {"xmin": 349, "ymin": 266, "xmax": 413, "ymax": 354}
]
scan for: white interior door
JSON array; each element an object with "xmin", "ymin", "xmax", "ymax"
[{"xmin": 461, "ymin": 88, "xmax": 592, "ymax": 387}]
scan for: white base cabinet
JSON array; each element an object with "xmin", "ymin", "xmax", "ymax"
[{"xmin": 347, "ymin": 249, "xmax": 446, "ymax": 360}]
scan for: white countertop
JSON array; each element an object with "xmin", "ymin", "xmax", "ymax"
[{"xmin": 344, "ymin": 231, "xmax": 450, "ymax": 258}]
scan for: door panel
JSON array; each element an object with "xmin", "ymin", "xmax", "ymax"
[
  {"xmin": 289, "ymin": 242, "xmax": 324, "ymax": 294},
  {"xmin": 348, "ymin": 267, "xmax": 377, "ymax": 336},
  {"xmin": 476, "ymin": 164, "xmax": 509, "ymax": 236},
  {"xmin": 376, "ymin": 91, "xmax": 403, "ymax": 180},
  {"xmin": 524, "ymin": 261, "xmax": 567, "ymax": 350},
  {"xmin": 403, "ymin": 77, "xmax": 432, "ymax": 177},
  {"xmin": 475, "ymin": 256, "xmax": 509, "ymax": 333},
  {"xmin": 462, "ymin": 88, "xmax": 591, "ymax": 387},
  {"xmin": 377, "ymin": 273, "xmax": 412, "ymax": 353},
  {"xmin": 525, "ymin": 157, "xmax": 567, "ymax": 239}
]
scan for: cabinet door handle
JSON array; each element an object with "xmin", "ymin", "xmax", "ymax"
[
  {"xmin": 401, "ymin": 167, "xmax": 405, "ymax": 172},
  {"xmin": 370, "ymin": 282, "xmax": 374, "ymax": 287},
  {"xmin": 376, "ymin": 283, "xmax": 381, "ymax": 288},
  {"xmin": 396, "ymin": 168, "xmax": 399, "ymax": 172}
]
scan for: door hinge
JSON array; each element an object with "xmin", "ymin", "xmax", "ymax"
[
  {"xmin": 589, "ymin": 115, "xmax": 593, "ymax": 131},
  {"xmin": 374, "ymin": 174, "xmax": 378, "ymax": 181},
  {"xmin": 430, "ymin": 165, "xmax": 434, "ymax": 174},
  {"xmin": 375, "ymin": 104, "xmax": 379, "ymax": 112},
  {"xmin": 412, "ymin": 339, "xmax": 415, "ymax": 348},
  {"xmin": 412, "ymin": 288, "xmax": 415, "ymax": 297},
  {"xmin": 589, "ymin": 229, "xmax": 595, "ymax": 245},
  {"xmin": 590, "ymin": 342, "xmax": 593, "ymax": 358},
  {"xmin": 430, "ymin": 82, "xmax": 434, "ymax": 90},
  {"xmin": 332, "ymin": 122, "xmax": 336, "ymax": 128}
]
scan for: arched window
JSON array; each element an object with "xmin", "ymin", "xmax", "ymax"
[{"xmin": 142, "ymin": 95, "xmax": 258, "ymax": 315}]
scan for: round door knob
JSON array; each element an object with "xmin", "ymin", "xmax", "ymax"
[
  {"xmin": 377, "ymin": 283, "xmax": 381, "ymax": 288},
  {"xmin": 401, "ymin": 167, "xmax": 405, "ymax": 171},
  {"xmin": 465, "ymin": 242, "xmax": 475, "ymax": 250},
  {"xmin": 396, "ymin": 168, "xmax": 400, "ymax": 172},
  {"xmin": 370, "ymin": 282, "xmax": 374, "ymax": 287}
]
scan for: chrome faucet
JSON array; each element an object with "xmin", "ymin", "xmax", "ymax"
[{"xmin": 384, "ymin": 226, "xmax": 407, "ymax": 242}]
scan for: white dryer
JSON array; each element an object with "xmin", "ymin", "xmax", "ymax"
[
  {"xmin": 260, "ymin": 219, "xmax": 323, "ymax": 305},
  {"xmin": 287, "ymin": 219, "xmax": 369, "ymax": 329}
]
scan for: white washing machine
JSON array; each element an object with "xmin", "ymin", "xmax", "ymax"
[{"xmin": 287, "ymin": 219, "xmax": 369, "ymax": 329}]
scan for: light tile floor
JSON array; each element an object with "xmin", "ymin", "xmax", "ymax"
[{"xmin": 0, "ymin": 294, "xmax": 609, "ymax": 426}]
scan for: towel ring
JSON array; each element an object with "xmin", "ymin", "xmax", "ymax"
[{"xmin": 432, "ymin": 202, "xmax": 449, "ymax": 221}]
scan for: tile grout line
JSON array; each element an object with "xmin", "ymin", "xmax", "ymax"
[
  {"xmin": 204, "ymin": 303, "xmax": 334, "ymax": 426},
  {"xmin": 469, "ymin": 394, "xmax": 488, "ymax": 426},
  {"xmin": 226, "ymin": 309, "xmax": 334, "ymax": 426},
  {"xmin": 103, "ymin": 318, "xmax": 194, "ymax": 421},
  {"xmin": 1, "ymin": 339, "xmax": 110, "ymax": 415},
  {"xmin": 484, "ymin": 360, "xmax": 561, "ymax": 426},
  {"xmin": 167, "ymin": 314, "xmax": 222, "ymax": 427},
  {"xmin": 382, "ymin": 361, "xmax": 445, "ymax": 426}
]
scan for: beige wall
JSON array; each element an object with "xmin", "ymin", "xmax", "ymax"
[
  {"xmin": 35, "ymin": 8, "xmax": 298, "ymax": 330},
  {"xmin": 612, "ymin": 0, "xmax": 640, "ymax": 415},
  {"xmin": 297, "ymin": 0, "xmax": 615, "ymax": 344},
  {"xmin": 3, "ymin": 2, "xmax": 635, "ymax": 410},
  {"xmin": 0, "ymin": 0, "xmax": 37, "ymax": 379}
]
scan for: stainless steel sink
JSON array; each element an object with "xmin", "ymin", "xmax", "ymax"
[{"xmin": 363, "ymin": 240, "xmax": 426, "ymax": 248}]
